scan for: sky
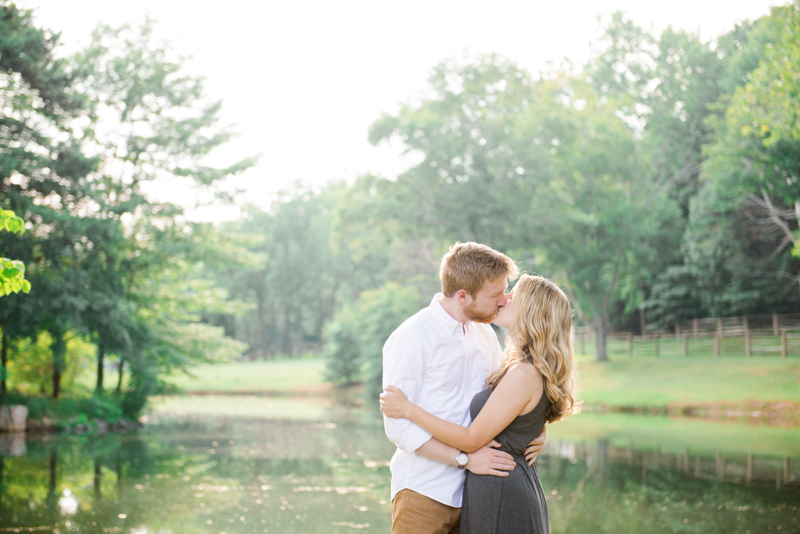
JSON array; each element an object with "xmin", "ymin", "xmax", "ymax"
[{"xmin": 20, "ymin": 0, "xmax": 783, "ymax": 222}]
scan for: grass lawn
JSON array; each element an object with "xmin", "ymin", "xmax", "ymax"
[
  {"xmin": 161, "ymin": 358, "xmax": 328, "ymax": 393},
  {"xmin": 145, "ymin": 355, "xmax": 800, "ymax": 413},
  {"xmin": 148, "ymin": 395, "xmax": 334, "ymax": 421},
  {"xmin": 576, "ymin": 356, "xmax": 800, "ymax": 408}
]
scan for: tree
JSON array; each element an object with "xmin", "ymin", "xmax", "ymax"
[
  {"xmin": 526, "ymin": 77, "xmax": 680, "ymax": 360},
  {"xmin": 1, "ymin": 8, "xmax": 252, "ymax": 412},
  {"xmin": 687, "ymin": 2, "xmax": 800, "ymax": 308},
  {"xmin": 0, "ymin": 2, "xmax": 97, "ymax": 399},
  {"xmin": 65, "ymin": 19, "xmax": 255, "ymax": 408},
  {"xmin": 368, "ymin": 54, "xmax": 541, "ymax": 250},
  {"xmin": 368, "ymin": 54, "xmax": 681, "ymax": 360}
]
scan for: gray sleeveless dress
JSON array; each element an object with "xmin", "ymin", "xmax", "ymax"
[{"xmin": 460, "ymin": 381, "xmax": 551, "ymax": 534}]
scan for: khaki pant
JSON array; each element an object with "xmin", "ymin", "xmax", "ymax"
[{"xmin": 391, "ymin": 488, "xmax": 460, "ymax": 534}]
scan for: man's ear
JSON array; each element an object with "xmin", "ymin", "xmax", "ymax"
[{"xmin": 456, "ymin": 289, "xmax": 469, "ymax": 304}]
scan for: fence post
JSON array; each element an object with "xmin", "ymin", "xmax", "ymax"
[
  {"xmin": 744, "ymin": 316, "xmax": 751, "ymax": 359},
  {"xmin": 717, "ymin": 317, "xmax": 723, "ymax": 338},
  {"xmin": 580, "ymin": 334, "xmax": 585, "ymax": 356},
  {"xmin": 693, "ymin": 319, "xmax": 698, "ymax": 339},
  {"xmin": 654, "ymin": 332, "xmax": 659, "ymax": 358},
  {"xmin": 715, "ymin": 331, "xmax": 721, "ymax": 358},
  {"xmin": 683, "ymin": 334, "xmax": 689, "ymax": 358},
  {"xmin": 628, "ymin": 332, "xmax": 633, "ymax": 359},
  {"xmin": 781, "ymin": 329, "xmax": 787, "ymax": 359},
  {"xmin": 773, "ymin": 313, "xmax": 779, "ymax": 336}
]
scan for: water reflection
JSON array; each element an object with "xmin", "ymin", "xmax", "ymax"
[{"xmin": 0, "ymin": 397, "xmax": 797, "ymax": 533}]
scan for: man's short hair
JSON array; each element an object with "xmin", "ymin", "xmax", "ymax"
[{"xmin": 439, "ymin": 242, "xmax": 519, "ymax": 298}]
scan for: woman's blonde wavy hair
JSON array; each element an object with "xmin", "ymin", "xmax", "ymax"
[{"xmin": 486, "ymin": 274, "xmax": 581, "ymax": 423}]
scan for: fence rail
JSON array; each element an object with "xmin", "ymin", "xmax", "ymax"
[{"xmin": 574, "ymin": 313, "xmax": 800, "ymax": 358}]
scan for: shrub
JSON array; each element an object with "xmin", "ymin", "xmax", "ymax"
[
  {"xmin": 78, "ymin": 395, "xmax": 124, "ymax": 423},
  {"xmin": 323, "ymin": 282, "xmax": 423, "ymax": 396}
]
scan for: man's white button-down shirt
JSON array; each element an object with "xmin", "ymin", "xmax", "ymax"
[{"xmin": 382, "ymin": 293, "xmax": 504, "ymax": 508}]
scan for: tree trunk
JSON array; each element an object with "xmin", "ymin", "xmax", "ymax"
[
  {"xmin": 53, "ymin": 367, "xmax": 61, "ymax": 399},
  {"xmin": 51, "ymin": 329, "xmax": 66, "ymax": 399},
  {"xmin": 594, "ymin": 315, "xmax": 609, "ymax": 362},
  {"xmin": 96, "ymin": 344, "xmax": 105, "ymax": 394},
  {"xmin": 1, "ymin": 330, "xmax": 7, "ymax": 396},
  {"xmin": 295, "ymin": 312, "xmax": 303, "ymax": 358},
  {"xmin": 116, "ymin": 358, "xmax": 125, "ymax": 393},
  {"xmin": 639, "ymin": 307, "xmax": 646, "ymax": 336},
  {"xmin": 253, "ymin": 280, "xmax": 268, "ymax": 360},
  {"xmin": 281, "ymin": 309, "xmax": 293, "ymax": 355}
]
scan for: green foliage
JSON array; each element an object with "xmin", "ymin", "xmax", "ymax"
[
  {"xmin": 367, "ymin": 52, "xmax": 681, "ymax": 360},
  {"xmin": 5, "ymin": 330, "xmax": 95, "ymax": 396},
  {"xmin": 0, "ymin": 209, "xmax": 30, "ymax": 296},
  {"xmin": 682, "ymin": 2, "xmax": 800, "ymax": 313},
  {"xmin": 733, "ymin": 2, "xmax": 800, "ymax": 148},
  {"xmin": 324, "ymin": 283, "xmax": 423, "ymax": 395},
  {"xmin": 323, "ymin": 307, "xmax": 362, "ymax": 386},
  {"xmin": 1, "ymin": 390, "xmax": 124, "ymax": 422},
  {"xmin": 78, "ymin": 394, "xmax": 124, "ymax": 423}
]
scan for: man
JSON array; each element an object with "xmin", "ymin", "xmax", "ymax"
[{"xmin": 382, "ymin": 242, "xmax": 548, "ymax": 534}]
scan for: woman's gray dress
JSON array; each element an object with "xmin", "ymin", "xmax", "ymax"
[{"xmin": 460, "ymin": 381, "xmax": 551, "ymax": 534}]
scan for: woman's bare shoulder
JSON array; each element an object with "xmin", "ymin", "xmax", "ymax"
[{"xmin": 505, "ymin": 361, "xmax": 542, "ymax": 386}]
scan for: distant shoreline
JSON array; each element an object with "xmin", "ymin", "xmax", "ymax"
[{"xmin": 163, "ymin": 386, "xmax": 800, "ymax": 427}]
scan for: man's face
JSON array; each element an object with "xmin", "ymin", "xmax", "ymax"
[{"xmin": 463, "ymin": 277, "xmax": 509, "ymax": 324}]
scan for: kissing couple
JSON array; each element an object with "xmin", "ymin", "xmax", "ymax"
[{"xmin": 380, "ymin": 242, "xmax": 580, "ymax": 534}]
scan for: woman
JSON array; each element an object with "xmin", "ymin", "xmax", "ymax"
[{"xmin": 380, "ymin": 274, "xmax": 580, "ymax": 534}]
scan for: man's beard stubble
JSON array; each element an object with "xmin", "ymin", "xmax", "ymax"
[{"xmin": 463, "ymin": 302, "xmax": 499, "ymax": 324}]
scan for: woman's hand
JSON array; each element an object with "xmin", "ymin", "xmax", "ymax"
[{"xmin": 379, "ymin": 385, "xmax": 414, "ymax": 419}]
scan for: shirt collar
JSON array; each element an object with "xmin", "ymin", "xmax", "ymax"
[{"xmin": 430, "ymin": 293, "xmax": 469, "ymax": 336}]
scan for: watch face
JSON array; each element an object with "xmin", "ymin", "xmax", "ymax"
[{"xmin": 457, "ymin": 452, "xmax": 468, "ymax": 466}]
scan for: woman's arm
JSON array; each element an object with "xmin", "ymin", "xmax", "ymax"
[{"xmin": 381, "ymin": 364, "xmax": 541, "ymax": 453}]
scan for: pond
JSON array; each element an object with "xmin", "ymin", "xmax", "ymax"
[{"xmin": 0, "ymin": 395, "xmax": 798, "ymax": 533}]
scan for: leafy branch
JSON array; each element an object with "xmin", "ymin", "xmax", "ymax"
[{"xmin": 0, "ymin": 210, "xmax": 31, "ymax": 297}]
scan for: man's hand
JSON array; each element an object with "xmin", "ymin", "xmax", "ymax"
[
  {"xmin": 524, "ymin": 426, "xmax": 547, "ymax": 466},
  {"xmin": 466, "ymin": 440, "xmax": 516, "ymax": 477}
]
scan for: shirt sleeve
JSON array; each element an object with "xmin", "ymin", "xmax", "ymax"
[{"xmin": 382, "ymin": 328, "xmax": 432, "ymax": 454}]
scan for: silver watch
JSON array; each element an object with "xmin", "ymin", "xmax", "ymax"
[{"xmin": 456, "ymin": 451, "xmax": 469, "ymax": 469}]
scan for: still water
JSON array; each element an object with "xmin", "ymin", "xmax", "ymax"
[{"xmin": 0, "ymin": 395, "xmax": 798, "ymax": 533}]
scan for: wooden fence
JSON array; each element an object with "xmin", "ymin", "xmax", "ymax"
[{"xmin": 574, "ymin": 313, "xmax": 800, "ymax": 358}]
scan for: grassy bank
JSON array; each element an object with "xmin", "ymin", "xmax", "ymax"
[
  {"xmin": 162, "ymin": 358, "xmax": 328, "ymax": 393},
  {"xmin": 157, "ymin": 356, "xmax": 800, "ymax": 413},
  {"xmin": 575, "ymin": 357, "xmax": 800, "ymax": 408}
]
